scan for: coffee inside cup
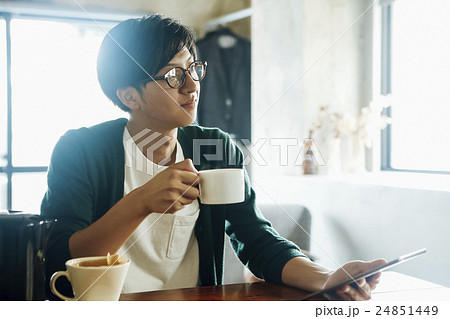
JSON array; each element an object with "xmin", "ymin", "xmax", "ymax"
[{"xmin": 74, "ymin": 256, "xmax": 126, "ymax": 267}]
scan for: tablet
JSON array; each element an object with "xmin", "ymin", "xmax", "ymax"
[{"xmin": 299, "ymin": 248, "xmax": 427, "ymax": 301}]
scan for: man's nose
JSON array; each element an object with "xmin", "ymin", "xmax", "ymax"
[{"xmin": 181, "ymin": 71, "xmax": 198, "ymax": 93}]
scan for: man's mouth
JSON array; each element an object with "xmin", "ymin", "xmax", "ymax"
[{"xmin": 180, "ymin": 99, "xmax": 196, "ymax": 107}]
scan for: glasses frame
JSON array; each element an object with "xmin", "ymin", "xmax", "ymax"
[{"xmin": 138, "ymin": 60, "xmax": 207, "ymax": 89}]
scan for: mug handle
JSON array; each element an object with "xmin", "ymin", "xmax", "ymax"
[{"xmin": 50, "ymin": 271, "xmax": 76, "ymax": 301}]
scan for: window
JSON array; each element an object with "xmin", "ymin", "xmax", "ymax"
[
  {"xmin": 0, "ymin": 18, "xmax": 6, "ymax": 208},
  {"xmin": 0, "ymin": 11, "xmax": 131, "ymax": 212},
  {"xmin": 380, "ymin": 0, "xmax": 450, "ymax": 174}
]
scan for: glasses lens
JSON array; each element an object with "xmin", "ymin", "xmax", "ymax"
[
  {"xmin": 190, "ymin": 62, "xmax": 206, "ymax": 81},
  {"xmin": 166, "ymin": 68, "xmax": 185, "ymax": 88}
]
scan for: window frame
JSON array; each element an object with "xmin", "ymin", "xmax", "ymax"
[
  {"xmin": 0, "ymin": 6, "xmax": 138, "ymax": 210},
  {"xmin": 379, "ymin": 0, "xmax": 450, "ymax": 175}
]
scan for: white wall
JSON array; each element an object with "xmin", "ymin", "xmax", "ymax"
[
  {"xmin": 251, "ymin": 0, "xmax": 450, "ymax": 287},
  {"xmin": 252, "ymin": 0, "xmax": 374, "ymax": 177},
  {"xmin": 251, "ymin": 0, "xmax": 304, "ymax": 176},
  {"xmin": 253, "ymin": 173, "xmax": 450, "ymax": 287}
]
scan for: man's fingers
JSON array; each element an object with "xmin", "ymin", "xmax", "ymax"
[
  {"xmin": 328, "ymin": 258, "xmax": 387, "ymax": 301},
  {"xmin": 165, "ymin": 168, "xmax": 199, "ymax": 187},
  {"xmin": 361, "ymin": 258, "xmax": 386, "ymax": 290},
  {"xmin": 181, "ymin": 172, "xmax": 200, "ymax": 186},
  {"xmin": 335, "ymin": 285, "xmax": 354, "ymax": 301},
  {"xmin": 367, "ymin": 272, "xmax": 382, "ymax": 290},
  {"xmin": 167, "ymin": 164, "xmax": 199, "ymax": 186},
  {"xmin": 345, "ymin": 284, "xmax": 370, "ymax": 301},
  {"xmin": 369, "ymin": 271, "xmax": 383, "ymax": 282},
  {"xmin": 176, "ymin": 196, "xmax": 194, "ymax": 206},
  {"xmin": 182, "ymin": 184, "xmax": 200, "ymax": 200},
  {"xmin": 336, "ymin": 280, "xmax": 372, "ymax": 301},
  {"xmin": 356, "ymin": 279, "xmax": 372, "ymax": 299},
  {"xmin": 170, "ymin": 158, "xmax": 198, "ymax": 174},
  {"xmin": 367, "ymin": 258, "xmax": 388, "ymax": 270},
  {"xmin": 178, "ymin": 172, "xmax": 200, "ymax": 188}
]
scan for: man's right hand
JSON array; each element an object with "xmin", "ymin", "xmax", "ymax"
[
  {"xmin": 69, "ymin": 159, "xmax": 200, "ymax": 258},
  {"xmin": 133, "ymin": 158, "xmax": 200, "ymax": 215}
]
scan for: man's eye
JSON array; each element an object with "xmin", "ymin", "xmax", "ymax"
[{"xmin": 166, "ymin": 69, "xmax": 177, "ymax": 76}]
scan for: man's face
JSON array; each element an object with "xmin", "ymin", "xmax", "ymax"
[{"xmin": 135, "ymin": 47, "xmax": 200, "ymax": 131}]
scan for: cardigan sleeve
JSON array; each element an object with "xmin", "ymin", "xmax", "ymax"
[
  {"xmin": 223, "ymin": 137, "xmax": 307, "ymax": 285},
  {"xmin": 40, "ymin": 130, "xmax": 96, "ymax": 297}
]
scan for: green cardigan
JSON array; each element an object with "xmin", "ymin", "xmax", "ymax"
[{"xmin": 41, "ymin": 118, "xmax": 304, "ymax": 297}]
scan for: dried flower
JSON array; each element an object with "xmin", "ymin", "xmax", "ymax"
[{"xmin": 309, "ymin": 95, "xmax": 392, "ymax": 148}]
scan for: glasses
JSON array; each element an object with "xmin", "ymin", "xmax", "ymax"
[{"xmin": 139, "ymin": 60, "xmax": 207, "ymax": 89}]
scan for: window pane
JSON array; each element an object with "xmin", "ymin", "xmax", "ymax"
[
  {"xmin": 0, "ymin": 173, "xmax": 6, "ymax": 210},
  {"xmin": 390, "ymin": 0, "xmax": 450, "ymax": 172},
  {"xmin": 12, "ymin": 172, "xmax": 47, "ymax": 213},
  {"xmin": 0, "ymin": 18, "xmax": 6, "ymax": 167},
  {"xmin": 11, "ymin": 18, "xmax": 126, "ymax": 167}
]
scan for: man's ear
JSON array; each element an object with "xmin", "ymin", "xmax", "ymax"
[{"xmin": 116, "ymin": 87, "xmax": 141, "ymax": 111}]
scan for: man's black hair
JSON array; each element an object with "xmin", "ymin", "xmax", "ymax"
[{"xmin": 97, "ymin": 14, "xmax": 197, "ymax": 112}]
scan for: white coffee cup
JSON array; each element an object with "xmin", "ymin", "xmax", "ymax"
[
  {"xmin": 199, "ymin": 168, "xmax": 245, "ymax": 205},
  {"xmin": 50, "ymin": 255, "xmax": 129, "ymax": 301}
]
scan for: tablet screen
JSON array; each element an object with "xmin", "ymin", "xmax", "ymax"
[{"xmin": 299, "ymin": 248, "xmax": 427, "ymax": 301}]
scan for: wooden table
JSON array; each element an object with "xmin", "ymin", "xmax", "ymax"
[
  {"xmin": 120, "ymin": 281, "xmax": 322, "ymax": 301},
  {"xmin": 120, "ymin": 271, "xmax": 449, "ymax": 301}
]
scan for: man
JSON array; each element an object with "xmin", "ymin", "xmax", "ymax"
[{"xmin": 41, "ymin": 14, "xmax": 385, "ymax": 300}]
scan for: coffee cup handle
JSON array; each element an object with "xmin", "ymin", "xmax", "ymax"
[{"xmin": 50, "ymin": 271, "xmax": 76, "ymax": 301}]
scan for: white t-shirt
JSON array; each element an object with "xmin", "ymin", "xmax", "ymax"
[{"xmin": 118, "ymin": 127, "xmax": 200, "ymax": 293}]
